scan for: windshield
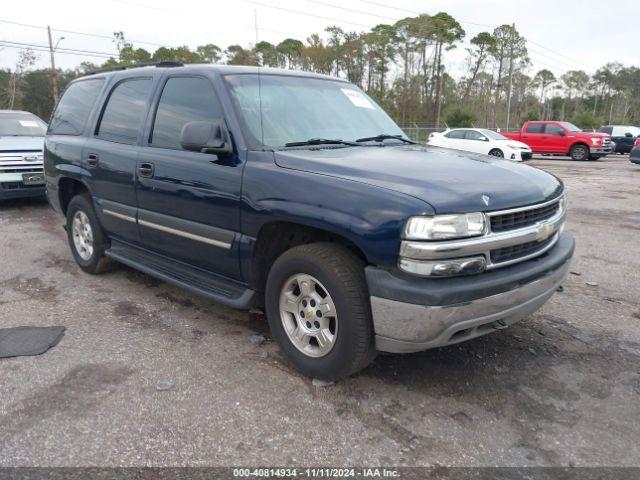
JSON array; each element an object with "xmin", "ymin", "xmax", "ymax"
[
  {"xmin": 479, "ymin": 129, "xmax": 508, "ymax": 140},
  {"xmin": 224, "ymin": 74, "xmax": 406, "ymax": 148},
  {"xmin": 0, "ymin": 112, "xmax": 47, "ymax": 136},
  {"xmin": 560, "ymin": 122, "xmax": 581, "ymax": 132}
]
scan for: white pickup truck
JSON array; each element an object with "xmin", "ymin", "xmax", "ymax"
[{"xmin": 0, "ymin": 110, "xmax": 47, "ymax": 200}]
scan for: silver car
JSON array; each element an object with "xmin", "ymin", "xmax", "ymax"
[{"xmin": 0, "ymin": 110, "xmax": 47, "ymax": 200}]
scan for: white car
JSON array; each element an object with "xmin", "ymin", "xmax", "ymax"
[{"xmin": 428, "ymin": 128, "xmax": 532, "ymax": 161}]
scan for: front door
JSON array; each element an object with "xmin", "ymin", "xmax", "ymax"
[
  {"xmin": 544, "ymin": 123, "xmax": 568, "ymax": 154},
  {"xmin": 136, "ymin": 75, "xmax": 243, "ymax": 280},
  {"xmin": 84, "ymin": 77, "xmax": 154, "ymax": 245}
]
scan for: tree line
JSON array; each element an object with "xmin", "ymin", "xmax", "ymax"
[{"xmin": 1, "ymin": 13, "xmax": 639, "ymax": 132}]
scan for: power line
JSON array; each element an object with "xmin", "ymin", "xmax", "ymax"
[
  {"xmin": 244, "ymin": 0, "xmax": 372, "ymax": 29},
  {"xmin": 0, "ymin": 42, "xmax": 113, "ymax": 59},
  {"xmin": 0, "ymin": 40, "xmax": 118, "ymax": 58},
  {"xmin": 352, "ymin": 0, "xmax": 597, "ymax": 72},
  {"xmin": 0, "ymin": 19, "xmax": 166, "ymax": 48}
]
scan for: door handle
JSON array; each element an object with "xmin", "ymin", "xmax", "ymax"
[
  {"xmin": 87, "ymin": 153, "xmax": 99, "ymax": 167},
  {"xmin": 138, "ymin": 162, "xmax": 154, "ymax": 178}
]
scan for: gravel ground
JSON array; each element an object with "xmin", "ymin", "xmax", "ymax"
[{"xmin": 0, "ymin": 154, "xmax": 639, "ymax": 467}]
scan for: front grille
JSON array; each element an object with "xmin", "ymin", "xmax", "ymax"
[
  {"xmin": 603, "ymin": 137, "xmax": 611, "ymax": 147},
  {"xmin": 490, "ymin": 200, "xmax": 560, "ymax": 232},
  {"xmin": 0, "ymin": 167, "xmax": 43, "ymax": 173},
  {"xmin": 521, "ymin": 152, "xmax": 532, "ymax": 160},
  {"xmin": 1, "ymin": 181, "xmax": 44, "ymax": 190},
  {"xmin": 490, "ymin": 236, "xmax": 555, "ymax": 264}
]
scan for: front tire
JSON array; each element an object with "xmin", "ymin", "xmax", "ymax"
[
  {"xmin": 66, "ymin": 194, "xmax": 112, "ymax": 274},
  {"xmin": 570, "ymin": 144, "xmax": 589, "ymax": 161},
  {"xmin": 265, "ymin": 243, "xmax": 376, "ymax": 381},
  {"xmin": 488, "ymin": 148, "xmax": 504, "ymax": 158}
]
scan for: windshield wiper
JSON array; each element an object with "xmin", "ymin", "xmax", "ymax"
[
  {"xmin": 284, "ymin": 138, "xmax": 359, "ymax": 147},
  {"xmin": 355, "ymin": 134, "xmax": 416, "ymax": 144}
]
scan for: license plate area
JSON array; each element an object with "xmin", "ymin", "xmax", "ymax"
[{"xmin": 22, "ymin": 172, "xmax": 45, "ymax": 186}]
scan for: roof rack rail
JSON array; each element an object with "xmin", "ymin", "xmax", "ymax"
[{"xmin": 87, "ymin": 61, "xmax": 184, "ymax": 75}]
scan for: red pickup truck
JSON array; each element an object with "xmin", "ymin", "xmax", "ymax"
[{"xmin": 502, "ymin": 121, "xmax": 612, "ymax": 161}]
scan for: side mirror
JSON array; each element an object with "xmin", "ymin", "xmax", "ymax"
[
  {"xmin": 180, "ymin": 120, "xmax": 232, "ymax": 155},
  {"xmin": 480, "ymin": 136, "xmax": 488, "ymax": 141},
  {"xmin": 625, "ymin": 132, "xmax": 633, "ymax": 138},
  {"xmin": 556, "ymin": 130, "xmax": 566, "ymax": 136}
]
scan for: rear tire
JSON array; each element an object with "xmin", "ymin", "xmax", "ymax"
[
  {"xmin": 66, "ymin": 194, "xmax": 113, "ymax": 274},
  {"xmin": 265, "ymin": 242, "xmax": 376, "ymax": 381},
  {"xmin": 570, "ymin": 144, "xmax": 589, "ymax": 161},
  {"xmin": 488, "ymin": 148, "xmax": 504, "ymax": 158}
]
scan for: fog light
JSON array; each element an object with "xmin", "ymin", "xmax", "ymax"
[
  {"xmin": 399, "ymin": 256, "xmax": 486, "ymax": 277},
  {"xmin": 510, "ymin": 153, "xmax": 516, "ymax": 159}
]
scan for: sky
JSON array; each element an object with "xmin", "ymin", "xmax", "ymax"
[{"xmin": 1, "ymin": 0, "xmax": 638, "ymax": 79}]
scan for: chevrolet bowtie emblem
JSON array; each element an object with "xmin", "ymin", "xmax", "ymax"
[{"xmin": 481, "ymin": 194, "xmax": 490, "ymax": 207}]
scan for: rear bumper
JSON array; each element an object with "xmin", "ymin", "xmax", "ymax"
[{"xmin": 366, "ymin": 233, "xmax": 574, "ymax": 353}]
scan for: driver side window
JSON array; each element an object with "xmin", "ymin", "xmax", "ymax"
[
  {"xmin": 545, "ymin": 124, "xmax": 564, "ymax": 136},
  {"xmin": 465, "ymin": 130, "xmax": 487, "ymax": 141}
]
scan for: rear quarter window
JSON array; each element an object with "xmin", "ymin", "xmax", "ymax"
[
  {"xmin": 525, "ymin": 123, "xmax": 544, "ymax": 134},
  {"xmin": 97, "ymin": 78, "xmax": 152, "ymax": 144},
  {"xmin": 48, "ymin": 78, "xmax": 105, "ymax": 135}
]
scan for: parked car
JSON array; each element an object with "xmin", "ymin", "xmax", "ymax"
[
  {"xmin": 0, "ymin": 110, "xmax": 47, "ymax": 200},
  {"xmin": 630, "ymin": 138, "xmax": 640, "ymax": 165},
  {"xmin": 427, "ymin": 128, "xmax": 532, "ymax": 161},
  {"xmin": 598, "ymin": 125, "xmax": 640, "ymax": 154},
  {"xmin": 502, "ymin": 121, "xmax": 612, "ymax": 161},
  {"xmin": 45, "ymin": 64, "xmax": 574, "ymax": 380}
]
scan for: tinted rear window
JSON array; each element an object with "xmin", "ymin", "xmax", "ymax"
[
  {"xmin": 49, "ymin": 79, "xmax": 104, "ymax": 135},
  {"xmin": 0, "ymin": 112, "xmax": 47, "ymax": 136},
  {"xmin": 525, "ymin": 123, "xmax": 544, "ymax": 134},
  {"xmin": 97, "ymin": 78, "xmax": 152, "ymax": 144},
  {"xmin": 445, "ymin": 130, "xmax": 466, "ymax": 139}
]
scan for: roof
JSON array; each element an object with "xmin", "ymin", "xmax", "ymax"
[
  {"xmin": 85, "ymin": 62, "xmax": 344, "ymax": 82},
  {"xmin": 0, "ymin": 110, "xmax": 34, "ymax": 114}
]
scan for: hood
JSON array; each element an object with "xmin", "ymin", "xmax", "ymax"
[
  {"xmin": 0, "ymin": 135, "xmax": 45, "ymax": 152},
  {"xmin": 510, "ymin": 140, "xmax": 531, "ymax": 150},
  {"xmin": 574, "ymin": 131, "xmax": 608, "ymax": 138},
  {"xmin": 274, "ymin": 144, "xmax": 563, "ymax": 214}
]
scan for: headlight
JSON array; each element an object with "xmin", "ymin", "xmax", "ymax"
[
  {"xmin": 506, "ymin": 143, "xmax": 521, "ymax": 149},
  {"xmin": 590, "ymin": 137, "xmax": 601, "ymax": 145},
  {"xmin": 404, "ymin": 213, "xmax": 486, "ymax": 240}
]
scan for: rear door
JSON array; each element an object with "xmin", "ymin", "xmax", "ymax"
[
  {"xmin": 522, "ymin": 122, "xmax": 546, "ymax": 152},
  {"xmin": 83, "ymin": 77, "xmax": 154, "ymax": 245},
  {"xmin": 135, "ymin": 74, "xmax": 243, "ymax": 280},
  {"xmin": 442, "ymin": 129, "xmax": 467, "ymax": 150}
]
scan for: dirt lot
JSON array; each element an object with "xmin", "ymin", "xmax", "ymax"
[{"xmin": 0, "ymin": 154, "xmax": 639, "ymax": 467}]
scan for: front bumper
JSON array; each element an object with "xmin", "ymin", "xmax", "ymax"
[
  {"xmin": 366, "ymin": 232, "xmax": 574, "ymax": 353},
  {"xmin": 0, "ymin": 170, "xmax": 45, "ymax": 200},
  {"xmin": 590, "ymin": 146, "xmax": 612, "ymax": 155}
]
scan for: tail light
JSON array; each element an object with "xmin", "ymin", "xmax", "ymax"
[{"xmin": 634, "ymin": 138, "xmax": 640, "ymax": 147}]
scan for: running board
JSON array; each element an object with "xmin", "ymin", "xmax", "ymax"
[{"xmin": 106, "ymin": 240, "xmax": 257, "ymax": 309}]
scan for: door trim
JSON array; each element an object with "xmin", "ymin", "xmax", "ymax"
[{"xmin": 138, "ymin": 208, "xmax": 234, "ymax": 250}]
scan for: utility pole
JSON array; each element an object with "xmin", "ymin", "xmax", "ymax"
[
  {"xmin": 47, "ymin": 26, "xmax": 60, "ymax": 104},
  {"xmin": 504, "ymin": 23, "xmax": 515, "ymax": 131}
]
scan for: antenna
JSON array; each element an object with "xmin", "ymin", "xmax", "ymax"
[{"xmin": 254, "ymin": 9, "xmax": 259, "ymax": 45}]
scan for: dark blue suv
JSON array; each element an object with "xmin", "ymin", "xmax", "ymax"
[{"xmin": 44, "ymin": 63, "xmax": 574, "ymax": 380}]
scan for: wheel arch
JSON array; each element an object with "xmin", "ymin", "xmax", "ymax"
[
  {"xmin": 58, "ymin": 176, "xmax": 92, "ymax": 215},
  {"xmin": 249, "ymin": 220, "xmax": 369, "ymax": 294},
  {"xmin": 568, "ymin": 141, "xmax": 590, "ymax": 156}
]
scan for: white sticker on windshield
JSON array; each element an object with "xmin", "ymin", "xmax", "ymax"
[
  {"xmin": 19, "ymin": 120, "xmax": 39, "ymax": 127},
  {"xmin": 341, "ymin": 88, "xmax": 375, "ymax": 109}
]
